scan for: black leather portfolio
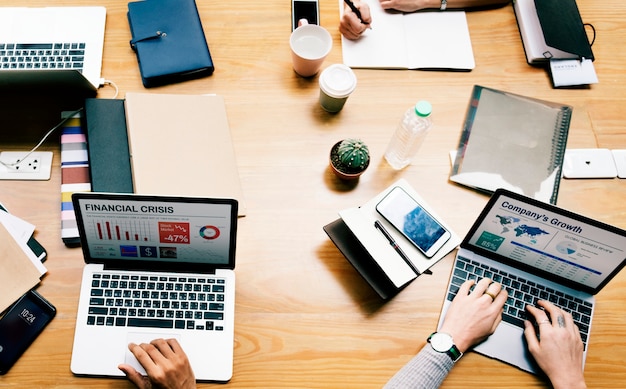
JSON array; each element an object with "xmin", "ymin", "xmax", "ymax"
[
  {"xmin": 323, "ymin": 218, "xmax": 412, "ymax": 300},
  {"xmin": 83, "ymin": 98, "xmax": 134, "ymax": 193},
  {"xmin": 127, "ymin": 0, "xmax": 214, "ymax": 87},
  {"xmin": 535, "ymin": 0, "xmax": 593, "ymax": 61}
]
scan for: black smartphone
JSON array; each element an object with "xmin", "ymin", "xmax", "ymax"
[
  {"xmin": 0, "ymin": 290, "xmax": 56, "ymax": 375},
  {"xmin": 376, "ymin": 186, "xmax": 451, "ymax": 258},
  {"xmin": 292, "ymin": 0, "xmax": 319, "ymax": 31}
]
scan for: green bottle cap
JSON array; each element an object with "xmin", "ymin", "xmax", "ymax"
[{"xmin": 414, "ymin": 100, "xmax": 432, "ymax": 117}]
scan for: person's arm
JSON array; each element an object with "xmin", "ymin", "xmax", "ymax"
[
  {"xmin": 524, "ymin": 301, "xmax": 587, "ymax": 389},
  {"xmin": 385, "ymin": 278, "xmax": 507, "ymax": 388},
  {"xmin": 379, "ymin": 0, "xmax": 510, "ymax": 13},
  {"xmin": 384, "ymin": 343, "xmax": 454, "ymax": 388},
  {"xmin": 118, "ymin": 338, "xmax": 196, "ymax": 389}
]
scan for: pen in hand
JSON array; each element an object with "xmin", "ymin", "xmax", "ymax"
[{"xmin": 343, "ymin": 0, "xmax": 370, "ymax": 26}]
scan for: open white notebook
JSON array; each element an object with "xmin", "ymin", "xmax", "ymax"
[{"xmin": 340, "ymin": 0, "xmax": 475, "ymax": 70}]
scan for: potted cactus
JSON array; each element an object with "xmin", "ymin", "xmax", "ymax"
[{"xmin": 329, "ymin": 138, "xmax": 370, "ymax": 180}]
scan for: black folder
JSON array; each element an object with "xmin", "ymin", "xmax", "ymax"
[
  {"xmin": 535, "ymin": 0, "xmax": 593, "ymax": 61},
  {"xmin": 323, "ymin": 218, "xmax": 409, "ymax": 300},
  {"xmin": 84, "ymin": 98, "xmax": 134, "ymax": 193}
]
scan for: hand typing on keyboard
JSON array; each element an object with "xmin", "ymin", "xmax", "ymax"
[
  {"xmin": 524, "ymin": 301, "xmax": 587, "ymax": 389},
  {"xmin": 384, "ymin": 280, "xmax": 588, "ymax": 388},
  {"xmin": 439, "ymin": 278, "xmax": 508, "ymax": 353},
  {"xmin": 118, "ymin": 338, "xmax": 196, "ymax": 389}
]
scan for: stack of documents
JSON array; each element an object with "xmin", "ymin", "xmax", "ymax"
[{"xmin": 0, "ymin": 208, "xmax": 47, "ymax": 313}]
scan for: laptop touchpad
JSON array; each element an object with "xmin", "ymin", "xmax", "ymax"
[{"xmin": 124, "ymin": 332, "xmax": 181, "ymax": 375}]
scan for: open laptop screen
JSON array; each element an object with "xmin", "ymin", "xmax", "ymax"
[
  {"xmin": 463, "ymin": 189, "xmax": 626, "ymax": 294},
  {"xmin": 73, "ymin": 193, "xmax": 238, "ymax": 271}
]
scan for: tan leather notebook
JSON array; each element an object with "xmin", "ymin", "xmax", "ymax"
[{"xmin": 125, "ymin": 93, "xmax": 246, "ymax": 216}]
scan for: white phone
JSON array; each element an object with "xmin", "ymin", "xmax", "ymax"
[
  {"xmin": 376, "ymin": 187, "xmax": 451, "ymax": 258},
  {"xmin": 292, "ymin": 0, "xmax": 319, "ymax": 31}
]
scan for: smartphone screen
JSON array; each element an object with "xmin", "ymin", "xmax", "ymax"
[
  {"xmin": 0, "ymin": 291, "xmax": 56, "ymax": 374},
  {"xmin": 292, "ymin": 0, "xmax": 319, "ymax": 30},
  {"xmin": 376, "ymin": 187, "xmax": 451, "ymax": 258}
]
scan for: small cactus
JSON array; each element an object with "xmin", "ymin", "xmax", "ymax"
[{"xmin": 337, "ymin": 138, "xmax": 369, "ymax": 169}]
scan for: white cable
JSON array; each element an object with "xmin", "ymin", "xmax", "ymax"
[
  {"xmin": 0, "ymin": 107, "xmax": 83, "ymax": 168},
  {"xmin": 101, "ymin": 78, "xmax": 119, "ymax": 99}
]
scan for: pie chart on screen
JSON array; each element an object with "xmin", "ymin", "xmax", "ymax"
[
  {"xmin": 199, "ymin": 225, "xmax": 220, "ymax": 240},
  {"xmin": 556, "ymin": 241, "xmax": 577, "ymax": 255}
]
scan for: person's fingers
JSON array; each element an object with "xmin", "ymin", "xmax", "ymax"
[
  {"xmin": 128, "ymin": 342, "xmax": 156, "ymax": 367},
  {"xmin": 118, "ymin": 363, "xmax": 150, "ymax": 389},
  {"xmin": 483, "ymin": 281, "xmax": 503, "ymax": 301},
  {"xmin": 164, "ymin": 338, "xmax": 187, "ymax": 357},
  {"xmin": 526, "ymin": 303, "xmax": 550, "ymax": 323},
  {"xmin": 357, "ymin": 3, "xmax": 372, "ymax": 24},
  {"xmin": 151, "ymin": 338, "xmax": 176, "ymax": 359},
  {"xmin": 537, "ymin": 300, "xmax": 565, "ymax": 326},
  {"xmin": 457, "ymin": 279, "xmax": 476, "ymax": 296},
  {"xmin": 471, "ymin": 277, "xmax": 492, "ymax": 295},
  {"xmin": 339, "ymin": 14, "xmax": 366, "ymax": 40},
  {"xmin": 523, "ymin": 320, "xmax": 540, "ymax": 349}
]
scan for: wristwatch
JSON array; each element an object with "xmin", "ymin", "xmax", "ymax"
[
  {"xmin": 427, "ymin": 332, "xmax": 462, "ymax": 362},
  {"xmin": 440, "ymin": 0, "xmax": 447, "ymax": 11}
]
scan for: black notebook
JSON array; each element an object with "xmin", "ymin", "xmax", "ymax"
[
  {"xmin": 127, "ymin": 0, "xmax": 214, "ymax": 87},
  {"xmin": 450, "ymin": 85, "xmax": 572, "ymax": 205},
  {"xmin": 84, "ymin": 98, "xmax": 133, "ymax": 193},
  {"xmin": 513, "ymin": 0, "xmax": 593, "ymax": 64}
]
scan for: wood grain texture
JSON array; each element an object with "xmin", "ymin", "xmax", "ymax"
[{"xmin": 1, "ymin": 0, "xmax": 625, "ymax": 387}]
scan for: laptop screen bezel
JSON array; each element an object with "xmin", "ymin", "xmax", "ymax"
[
  {"xmin": 72, "ymin": 192, "xmax": 238, "ymax": 273},
  {"xmin": 460, "ymin": 188, "xmax": 626, "ymax": 295}
]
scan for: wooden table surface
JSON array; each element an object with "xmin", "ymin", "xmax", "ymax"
[{"xmin": 1, "ymin": 0, "xmax": 625, "ymax": 387}]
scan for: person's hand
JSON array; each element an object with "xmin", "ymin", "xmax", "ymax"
[
  {"xmin": 524, "ymin": 301, "xmax": 587, "ymax": 389},
  {"xmin": 339, "ymin": 1, "xmax": 372, "ymax": 40},
  {"xmin": 118, "ymin": 338, "xmax": 196, "ymax": 389},
  {"xmin": 379, "ymin": 0, "xmax": 433, "ymax": 12},
  {"xmin": 438, "ymin": 278, "xmax": 507, "ymax": 353}
]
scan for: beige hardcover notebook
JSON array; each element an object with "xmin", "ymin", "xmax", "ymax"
[{"xmin": 125, "ymin": 93, "xmax": 246, "ymax": 216}]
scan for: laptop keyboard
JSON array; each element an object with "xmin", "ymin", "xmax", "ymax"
[
  {"xmin": 87, "ymin": 273, "xmax": 227, "ymax": 331},
  {"xmin": 447, "ymin": 256, "xmax": 592, "ymax": 348},
  {"xmin": 0, "ymin": 43, "xmax": 85, "ymax": 70}
]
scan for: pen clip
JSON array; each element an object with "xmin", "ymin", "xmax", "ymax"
[{"xmin": 130, "ymin": 30, "xmax": 167, "ymax": 51}]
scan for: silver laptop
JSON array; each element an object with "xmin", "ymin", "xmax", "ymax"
[
  {"xmin": 438, "ymin": 188, "xmax": 626, "ymax": 373},
  {"xmin": 70, "ymin": 193, "xmax": 238, "ymax": 382},
  {"xmin": 0, "ymin": 6, "xmax": 106, "ymax": 89}
]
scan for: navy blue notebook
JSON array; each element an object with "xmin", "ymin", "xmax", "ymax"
[{"xmin": 127, "ymin": 0, "xmax": 214, "ymax": 87}]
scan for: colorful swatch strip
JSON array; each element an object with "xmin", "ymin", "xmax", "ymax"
[{"xmin": 60, "ymin": 113, "xmax": 91, "ymax": 246}]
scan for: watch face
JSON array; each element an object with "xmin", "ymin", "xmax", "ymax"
[{"xmin": 430, "ymin": 332, "xmax": 453, "ymax": 352}]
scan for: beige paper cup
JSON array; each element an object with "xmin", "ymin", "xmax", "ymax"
[
  {"xmin": 290, "ymin": 24, "xmax": 332, "ymax": 78},
  {"xmin": 318, "ymin": 64, "xmax": 357, "ymax": 112}
]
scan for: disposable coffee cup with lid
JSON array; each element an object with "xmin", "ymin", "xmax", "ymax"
[{"xmin": 318, "ymin": 64, "xmax": 357, "ymax": 113}]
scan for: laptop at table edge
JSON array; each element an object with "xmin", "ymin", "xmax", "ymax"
[{"xmin": 437, "ymin": 188, "xmax": 626, "ymax": 374}]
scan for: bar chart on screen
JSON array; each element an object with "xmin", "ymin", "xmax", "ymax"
[{"xmin": 89, "ymin": 218, "xmax": 153, "ymax": 242}]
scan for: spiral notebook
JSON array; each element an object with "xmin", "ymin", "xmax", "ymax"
[{"xmin": 449, "ymin": 85, "xmax": 572, "ymax": 204}]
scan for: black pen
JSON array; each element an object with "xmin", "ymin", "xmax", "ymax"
[
  {"xmin": 374, "ymin": 220, "xmax": 422, "ymax": 276},
  {"xmin": 343, "ymin": 0, "xmax": 369, "ymax": 25}
]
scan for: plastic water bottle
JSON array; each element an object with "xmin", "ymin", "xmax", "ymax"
[{"xmin": 384, "ymin": 100, "xmax": 433, "ymax": 170}]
